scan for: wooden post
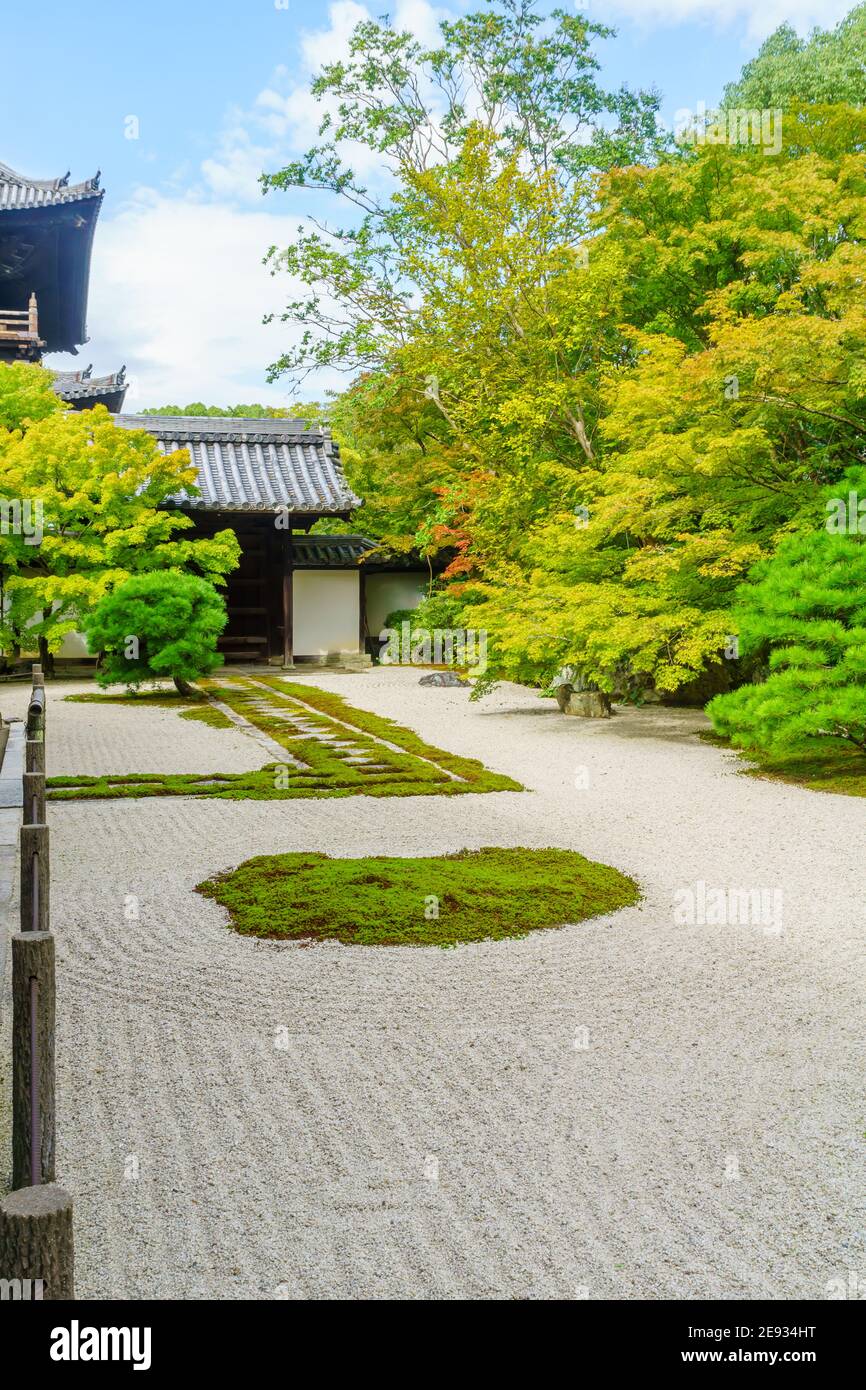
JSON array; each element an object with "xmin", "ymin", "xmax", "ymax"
[
  {"xmin": 25, "ymin": 738, "xmax": 45, "ymax": 776},
  {"xmin": 22, "ymin": 771, "xmax": 46, "ymax": 826},
  {"xmin": 27, "ymin": 684, "xmax": 45, "ymax": 740},
  {"xmin": 282, "ymin": 529, "xmax": 294, "ymax": 668},
  {"xmin": 32, "ymin": 666, "xmax": 45, "ymax": 726},
  {"xmin": 20, "ymin": 824, "xmax": 49, "ymax": 934},
  {"xmin": 358, "ymin": 567, "xmax": 367, "ymax": 655},
  {"xmin": 27, "ymin": 292, "xmax": 39, "ymax": 338},
  {"xmin": 11, "ymin": 932, "xmax": 56, "ymax": 1189},
  {"xmin": 0, "ymin": 1184, "xmax": 73, "ymax": 1299}
]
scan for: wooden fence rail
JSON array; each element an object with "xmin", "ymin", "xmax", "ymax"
[
  {"xmin": 0, "ymin": 664, "xmax": 74, "ymax": 1297},
  {"xmin": 25, "ymin": 738, "xmax": 45, "ymax": 776},
  {"xmin": 22, "ymin": 770, "xmax": 45, "ymax": 826}
]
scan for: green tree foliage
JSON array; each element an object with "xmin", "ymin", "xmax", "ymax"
[
  {"xmin": 261, "ymin": 0, "xmax": 866, "ymax": 718},
  {"xmin": 707, "ymin": 511, "xmax": 866, "ymax": 753},
  {"xmin": 0, "ymin": 361, "xmax": 63, "ymax": 432},
  {"xmin": 0, "ymin": 372, "xmax": 240, "ymax": 668},
  {"xmin": 262, "ymin": 0, "xmax": 661, "ymax": 384},
  {"xmin": 140, "ymin": 402, "xmax": 326, "ymax": 420},
  {"xmin": 464, "ymin": 110, "xmax": 866, "ymax": 693},
  {"xmin": 723, "ymin": 6, "xmax": 866, "ymax": 108},
  {"xmin": 85, "ymin": 570, "xmax": 228, "ymax": 695},
  {"xmin": 264, "ymin": 1, "xmax": 659, "ymax": 572}
]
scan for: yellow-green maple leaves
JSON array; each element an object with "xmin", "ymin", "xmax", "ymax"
[{"xmin": 0, "ymin": 376, "xmax": 239, "ymax": 656}]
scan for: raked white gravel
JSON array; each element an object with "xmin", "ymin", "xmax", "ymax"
[{"xmin": 6, "ymin": 670, "xmax": 864, "ymax": 1300}]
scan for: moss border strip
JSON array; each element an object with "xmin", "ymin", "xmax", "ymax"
[{"xmin": 249, "ymin": 676, "xmax": 523, "ymax": 792}]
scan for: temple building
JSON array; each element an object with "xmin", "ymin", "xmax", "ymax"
[
  {"xmin": 111, "ymin": 414, "xmax": 427, "ymax": 666},
  {"xmin": 1, "ymin": 161, "xmax": 103, "ymax": 359},
  {"xmin": 2, "ymin": 157, "xmax": 427, "ymax": 667},
  {"xmin": 0, "ymin": 161, "xmax": 127, "ymax": 402},
  {"xmin": 53, "ymin": 365, "xmax": 128, "ymax": 412}
]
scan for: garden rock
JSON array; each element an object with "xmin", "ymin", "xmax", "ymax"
[
  {"xmin": 419, "ymin": 672, "xmax": 469, "ymax": 688},
  {"xmin": 555, "ymin": 684, "xmax": 611, "ymax": 718}
]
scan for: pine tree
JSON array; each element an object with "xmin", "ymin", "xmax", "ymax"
[
  {"xmin": 707, "ymin": 516, "xmax": 866, "ymax": 753},
  {"xmin": 85, "ymin": 572, "xmax": 228, "ymax": 696}
]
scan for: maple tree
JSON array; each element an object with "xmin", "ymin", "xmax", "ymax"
[
  {"xmin": 260, "ymin": 2, "xmax": 866, "ymax": 717},
  {"xmin": 0, "ymin": 364, "xmax": 239, "ymax": 670}
]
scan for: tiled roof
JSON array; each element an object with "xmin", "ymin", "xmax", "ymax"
[
  {"xmin": 53, "ymin": 365, "xmax": 127, "ymax": 402},
  {"xmin": 291, "ymin": 535, "xmax": 431, "ymax": 571},
  {"xmin": 0, "ymin": 161, "xmax": 103, "ymax": 211},
  {"xmin": 292, "ymin": 535, "xmax": 377, "ymax": 567},
  {"xmin": 112, "ymin": 415, "xmax": 362, "ymax": 515}
]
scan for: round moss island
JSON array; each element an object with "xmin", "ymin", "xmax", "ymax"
[{"xmin": 196, "ymin": 846, "xmax": 639, "ymax": 947}]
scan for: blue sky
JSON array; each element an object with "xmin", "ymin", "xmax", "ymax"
[{"xmin": 1, "ymin": 0, "xmax": 855, "ymax": 407}]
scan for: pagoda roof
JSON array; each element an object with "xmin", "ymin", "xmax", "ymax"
[
  {"xmin": 0, "ymin": 160, "xmax": 103, "ymax": 353},
  {"xmin": 112, "ymin": 415, "xmax": 362, "ymax": 517},
  {"xmin": 53, "ymin": 365, "xmax": 128, "ymax": 411},
  {"xmin": 0, "ymin": 162, "xmax": 103, "ymax": 211}
]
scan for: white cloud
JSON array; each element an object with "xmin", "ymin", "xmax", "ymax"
[
  {"xmin": 45, "ymin": 190, "xmax": 344, "ymax": 409},
  {"xmin": 44, "ymin": 2, "xmax": 453, "ymax": 406},
  {"xmin": 300, "ymin": 0, "xmax": 372, "ymax": 73},
  {"xmin": 200, "ymin": 110, "xmax": 276, "ymax": 204},
  {"xmin": 581, "ymin": 0, "xmax": 855, "ymax": 43},
  {"xmin": 198, "ymin": 0, "xmax": 448, "ymax": 202},
  {"xmin": 42, "ymin": 0, "xmax": 451, "ymax": 407}
]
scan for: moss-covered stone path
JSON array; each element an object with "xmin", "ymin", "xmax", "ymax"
[{"xmin": 49, "ymin": 675, "xmax": 523, "ymax": 802}]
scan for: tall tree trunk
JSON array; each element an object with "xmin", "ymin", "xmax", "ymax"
[{"xmin": 37, "ymin": 635, "xmax": 54, "ymax": 679}]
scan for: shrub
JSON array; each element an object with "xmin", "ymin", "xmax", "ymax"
[{"xmin": 84, "ymin": 571, "xmax": 227, "ymax": 695}]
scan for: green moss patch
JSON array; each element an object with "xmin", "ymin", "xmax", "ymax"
[
  {"xmin": 65, "ymin": 690, "xmax": 194, "ymax": 706},
  {"xmin": 49, "ymin": 677, "xmax": 523, "ymax": 801},
  {"xmin": 702, "ymin": 731, "xmax": 866, "ymax": 797},
  {"xmin": 207, "ymin": 677, "xmax": 522, "ymax": 793},
  {"xmin": 177, "ymin": 704, "xmax": 234, "ymax": 729},
  {"xmin": 196, "ymin": 846, "xmax": 639, "ymax": 947}
]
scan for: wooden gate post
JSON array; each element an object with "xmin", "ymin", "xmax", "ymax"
[
  {"xmin": 11, "ymin": 931, "xmax": 56, "ymax": 1189},
  {"xmin": 19, "ymin": 823, "xmax": 49, "ymax": 934},
  {"xmin": 0, "ymin": 1184, "xmax": 73, "ymax": 1299}
]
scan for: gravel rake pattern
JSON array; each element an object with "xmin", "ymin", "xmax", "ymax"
[
  {"xmin": 32, "ymin": 672, "xmax": 866, "ymax": 1299},
  {"xmin": 47, "ymin": 676, "xmax": 521, "ymax": 802}
]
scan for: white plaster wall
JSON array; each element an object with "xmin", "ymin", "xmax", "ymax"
[
  {"xmin": 3, "ymin": 602, "xmax": 90, "ymax": 660},
  {"xmin": 56, "ymin": 631, "xmax": 91, "ymax": 658},
  {"xmin": 294, "ymin": 570, "xmax": 360, "ymax": 656},
  {"xmin": 365, "ymin": 572, "xmax": 428, "ymax": 635}
]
